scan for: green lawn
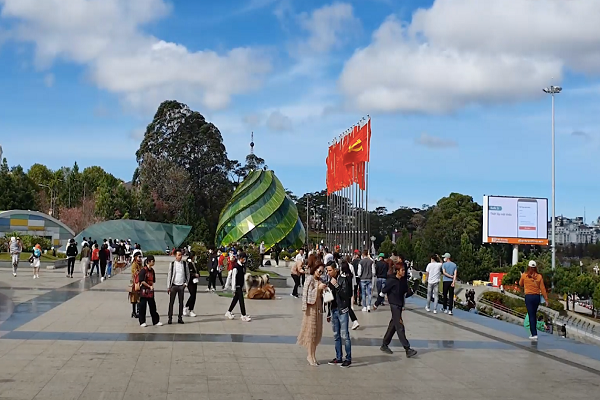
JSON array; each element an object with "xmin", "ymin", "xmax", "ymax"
[
  {"xmin": 0, "ymin": 252, "xmax": 61, "ymax": 262},
  {"xmin": 198, "ymin": 269, "xmax": 281, "ymax": 278}
]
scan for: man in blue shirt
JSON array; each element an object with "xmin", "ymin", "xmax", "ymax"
[{"xmin": 441, "ymin": 253, "xmax": 458, "ymax": 315}]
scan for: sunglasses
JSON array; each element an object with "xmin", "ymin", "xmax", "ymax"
[{"xmin": 316, "ymin": 270, "xmax": 324, "ymax": 274}]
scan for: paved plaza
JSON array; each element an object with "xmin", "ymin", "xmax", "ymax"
[{"xmin": 1, "ymin": 257, "xmax": 600, "ymax": 400}]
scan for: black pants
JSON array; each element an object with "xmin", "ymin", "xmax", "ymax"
[
  {"xmin": 186, "ymin": 281, "xmax": 197, "ymax": 311},
  {"xmin": 208, "ymin": 270, "xmax": 218, "ymax": 289},
  {"xmin": 383, "ymin": 304, "xmax": 410, "ymax": 348},
  {"xmin": 217, "ymin": 272, "xmax": 224, "ymax": 287},
  {"xmin": 100, "ymin": 261, "xmax": 107, "ymax": 277},
  {"xmin": 260, "ymin": 253, "xmax": 264, "ymax": 266},
  {"xmin": 348, "ymin": 308, "xmax": 357, "ymax": 322},
  {"xmin": 291, "ymin": 274, "xmax": 300, "ymax": 297},
  {"xmin": 139, "ymin": 297, "xmax": 160, "ymax": 325},
  {"xmin": 354, "ymin": 278, "xmax": 362, "ymax": 304},
  {"xmin": 91, "ymin": 260, "xmax": 99, "ymax": 275},
  {"xmin": 67, "ymin": 258, "xmax": 75, "ymax": 275},
  {"xmin": 168, "ymin": 285, "xmax": 185, "ymax": 319},
  {"xmin": 228, "ymin": 286, "xmax": 247, "ymax": 316},
  {"xmin": 442, "ymin": 281, "xmax": 455, "ymax": 311},
  {"xmin": 301, "ymin": 273, "xmax": 305, "ymax": 286}
]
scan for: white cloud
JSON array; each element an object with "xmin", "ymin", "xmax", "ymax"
[
  {"xmin": 339, "ymin": 0, "xmax": 600, "ymax": 114},
  {"xmin": 415, "ymin": 133, "xmax": 457, "ymax": 149},
  {"xmin": 296, "ymin": 2, "xmax": 360, "ymax": 54},
  {"xmin": 242, "ymin": 113, "xmax": 263, "ymax": 129},
  {"xmin": 266, "ymin": 111, "xmax": 293, "ymax": 132},
  {"xmin": 0, "ymin": 0, "xmax": 271, "ymax": 112},
  {"xmin": 43, "ymin": 73, "xmax": 54, "ymax": 87}
]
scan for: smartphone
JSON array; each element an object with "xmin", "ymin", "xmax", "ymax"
[{"xmin": 517, "ymin": 199, "xmax": 538, "ymax": 238}]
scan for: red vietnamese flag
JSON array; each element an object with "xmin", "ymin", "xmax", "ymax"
[{"xmin": 343, "ymin": 119, "xmax": 371, "ymax": 166}]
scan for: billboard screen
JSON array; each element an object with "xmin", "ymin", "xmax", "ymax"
[{"xmin": 483, "ymin": 195, "xmax": 549, "ymax": 245}]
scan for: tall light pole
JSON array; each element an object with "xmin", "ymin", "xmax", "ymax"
[
  {"xmin": 306, "ymin": 195, "xmax": 310, "ymax": 247},
  {"xmin": 543, "ymin": 85, "xmax": 562, "ymax": 273}
]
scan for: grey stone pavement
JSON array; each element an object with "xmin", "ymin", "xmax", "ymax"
[{"xmin": 1, "ymin": 257, "xmax": 600, "ymax": 400}]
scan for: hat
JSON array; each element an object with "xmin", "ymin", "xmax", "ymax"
[
  {"xmin": 378, "ymin": 253, "xmax": 385, "ymax": 258},
  {"xmin": 442, "ymin": 253, "xmax": 451, "ymax": 259},
  {"xmin": 132, "ymin": 249, "xmax": 142, "ymax": 258},
  {"xmin": 528, "ymin": 260, "xmax": 537, "ymax": 268},
  {"xmin": 354, "ymin": 249, "xmax": 360, "ymax": 254}
]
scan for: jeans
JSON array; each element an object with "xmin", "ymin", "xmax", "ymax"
[
  {"xmin": 525, "ymin": 294, "xmax": 541, "ymax": 336},
  {"xmin": 331, "ymin": 309, "xmax": 351, "ymax": 361},
  {"xmin": 228, "ymin": 286, "xmax": 247, "ymax": 316},
  {"xmin": 106, "ymin": 260, "xmax": 112, "ymax": 277},
  {"xmin": 383, "ymin": 304, "xmax": 410, "ymax": 348},
  {"xmin": 442, "ymin": 281, "xmax": 455, "ymax": 311},
  {"xmin": 67, "ymin": 257, "xmax": 75, "ymax": 275},
  {"xmin": 186, "ymin": 281, "xmax": 198, "ymax": 311},
  {"xmin": 374, "ymin": 278, "xmax": 386, "ymax": 306},
  {"xmin": 360, "ymin": 280, "xmax": 372, "ymax": 307},
  {"xmin": 168, "ymin": 285, "xmax": 185, "ymax": 319},
  {"xmin": 139, "ymin": 296, "xmax": 160, "ymax": 325},
  {"xmin": 427, "ymin": 282, "xmax": 439, "ymax": 310},
  {"xmin": 291, "ymin": 274, "xmax": 300, "ymax": 297},
  {"xmin": 90, "ymin": 260, "xmax": 99, "ymax": 275}
]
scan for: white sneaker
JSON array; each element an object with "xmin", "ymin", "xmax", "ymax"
[
  {"xmin": 183, "ymin": 307, "xmax": 189, "ymax": 316},
  {"xmin": 189, "ymin": 311, "xmax": 197, "ymax": 317},
  {"xmin": 211, "ymin": 288, "xmax": 216, "ymax": 292},
  {"xmin": 367, "ymin": 306, "xmax": 371, "ymax": 312},
  {"xmin": 206, "ymin": 288, "xmax": 210, "ymax": 292},
  {"xmin": 140, "ymin": 323, "xmax": 147, "ymax": 327},
  {"xmin": 351, "ymin": 320, "xmax": 360, "ymax": 330},
  {"xmin": 101, "ymin": 277, "xmax": 105, "ymax": 282},
  {"xmin": 448, "ymin": 311, "xmax": 453, "ymax": 315},
  {"xmin": 433, "ymin": 310, "xmax": 437, "ymax": 314},
  {"xmin": 225, "ymin": 311, "xmax": 235, "ymax": 320},
  {"xmin": 362, "ymin": 307, "xmax": 367, "ymax": 312},
  {"xmin": 529, "ymin": 335, "xmax": 538, "ymax": 341},
  {"xmin": 13, "ymin": 272, "xmax": 16, "ymax": 277},
  {"xmin": 241, "ymin": 315, "xmax": 252, "ymax": 322},
  {"xmin": 36, "ymin": 274, "xmax": 39, "ymax": 278},
  {"xmin": 33, "ymin": 275, "xmax": 36, "ymax": 279},
  {"xmin": 443, "ymin": 309, "xmax": 448, "ymax": 314},
  {"xmin": 156, "ymin": 322, "xmax": 163, "ymax": 326},
  {"xmin": 425, "ymin": 307, "xmax": 431, "ymax": 312}
]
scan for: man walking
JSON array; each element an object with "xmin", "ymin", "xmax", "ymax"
[
  {"xmin": 167, "ymin": 249, "xmax": 190, "ymax": 324},
  {"xmin": 357, "ymin": 250, "xmax": 375, "ymax": 312},
  {"xmin": 184, "ymin": 251, "xmax": 199, "ymax": 317},
  {"xmin": 373, "ymin": 253, "xmax": 388, "ymax": 310},
  {"xmin": 225, "ymin": 251, "xmax": 252, "ymax": 322},
  {"xmin": 65, "ymin": 239, "xmax": 78, "ymax": 278},
  {"xmin": 326, "ymin": 262, "xmax": 353, "ymax": 368},
  {"xmin": 441, "ymin": 253, "xmax": 458, "ymax": 315},
  {"xmin": 425, "ymin": 254, "xmax": 443, "ymax": 313},
  {"xmin": 207, "ymin": 248, "xmax": 219, "ymax": 292},
  {"xmin": 9, "ymin": 237, "xmax": 22, "ymax": 277},
  {"xmin": 259, "ymin": 241, "xmax": 266, "ymax": 267}
]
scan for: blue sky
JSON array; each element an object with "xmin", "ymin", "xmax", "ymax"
[{"xmin": 1, "ymin": 0, "xmax": 600, "ymax": 222}]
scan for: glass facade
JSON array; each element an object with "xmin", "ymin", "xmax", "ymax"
[
  {"xmin": 75, "ymin": 220, "xmax": 191, "ymax": 252},
  {"xmin": 216, "ymin": 170, "xmax": 306, "ymax": 249}
]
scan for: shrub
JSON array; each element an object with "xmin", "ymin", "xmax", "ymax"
[
  {"xmin": 144, "ymin": 250, "xmax": 167, "ymax": 256},
  {"xmin": 547, "ymin": 299, "xmax": 564, "ymax": 313},
  {"xmin": 191, "ymin": 242, "xmax": 209, "ymax": 271},
  {"xmin": 514, "ymin": 306, "xmax": 528, "ymax": 316},
  {"xmin": 244, "ymin": 246, "xmax": 260, "ymax": 272},
  {"xmin": 280, "ymin": 251, "xmax": 292, "ymax": 260}
]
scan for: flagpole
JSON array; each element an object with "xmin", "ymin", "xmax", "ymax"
[{"xmin": 365, "ymin": 116, "xmax": 371, "ymax": 255}]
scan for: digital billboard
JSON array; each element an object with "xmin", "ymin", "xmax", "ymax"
[{"xmin": 482, "ymin": 195, "xmax": 549, "ymax": 245}]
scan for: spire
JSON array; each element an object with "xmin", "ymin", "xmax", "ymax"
[{"xmin": 250, "ymin": 131, "xmax": 255, "ymax": 156}]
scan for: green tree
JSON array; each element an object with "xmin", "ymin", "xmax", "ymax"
[
  {"xmin": 136, "ymin": 100, "xmax": 234, "ymax": 243},
  {"xmin": 593, "ymin": 283, "xmax": 600, "ymax": 316},
  {"xmin": 378, "ymin": 236, "xmax": 394, "ymax": 257},
  {"xmin": 395, "ymin": 229, "xmax": 414, "ymax": 261},
  {"xmin": 0, "ymin": 160, "xmax": 38, "ymax": 211},
  {"xmin": 458, "ymin": 232, "xmax": 478, "ymax": 282}
]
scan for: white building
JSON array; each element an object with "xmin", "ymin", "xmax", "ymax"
[{"xmin": 552, "ymin": 216, "xmax": 600, "ymax": 245}]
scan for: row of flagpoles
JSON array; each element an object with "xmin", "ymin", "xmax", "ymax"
[{"xmin": 325, "ymin": 116, "xmax": 371, "ymax": 255}]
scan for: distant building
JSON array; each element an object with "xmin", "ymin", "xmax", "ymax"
[{"xmin": 551, "ymin": 216, "xmax": 600, "ymax": 245}]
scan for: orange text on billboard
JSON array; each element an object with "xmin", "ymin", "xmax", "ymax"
[{"xmin": 488, "ymin": 237, "xmax": 549, "ymax": 246}]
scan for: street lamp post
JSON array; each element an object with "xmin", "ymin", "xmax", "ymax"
[
  {"xmin": 543, "ymin": 85, "xmax": 562, "ymax": 274},
  {"xmin": 38, "ymin": 183, "xmax": 55, "ymax": 217}
]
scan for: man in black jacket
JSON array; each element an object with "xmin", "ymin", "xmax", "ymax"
[
  {"xmin": 326, "ymin": 261, "xmax": 353, "ymax": 368},
  {"xmin": 380, "ymin": 263, "xmax": 418, "ymax": 358},
  {"xmin": 207, "ymin": 248, "xmax": 219, "ymax": 292}
]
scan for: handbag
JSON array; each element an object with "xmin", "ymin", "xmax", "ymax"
[
  {"xmin": 323, "ymin": 288, "xmax": 334, "ymax": 304},
  {"xmin": 540, "ymin": 295, "xmax": 546, "ymax": 305}
]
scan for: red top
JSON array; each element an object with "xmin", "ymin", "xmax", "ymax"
[
  {"xmin": 227, "ymin": 258, "xmax": 236, "ymax": 271},
  {"xmin": 218, "ymin": 254, "xmax": 226, "ymax": 267},
  {"xmin": 91, "ymin": 248, "xmax": 100, "ymax": 261}
]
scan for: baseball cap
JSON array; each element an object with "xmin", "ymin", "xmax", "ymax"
[
  {"xmin": 528, "ymin": 260, "xmax": 537, "ymax": 268},
  {"xmin": 442, "ymin": 253, "xmax": 451, "ymax": 259},
  {"xmin": 354, "ymin": 249, "xmax": 360, "ymax": 254},
  {"xmin": 378, "ymin": 253, "xmax": 385, "ymax": 258}
]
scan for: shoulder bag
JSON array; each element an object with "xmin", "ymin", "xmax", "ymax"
[{"xmin": 323, "ymin": 288, "xmax": 334, "ymax": 304}]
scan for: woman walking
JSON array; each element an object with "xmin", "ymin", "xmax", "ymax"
[
  {"xmin": 80, "ymin": 243, "xmax": 91, "ymax": 276},
  {"xmin": 290, "ymin": 255, "xmax": 303, "ymax": 298},
  {"xmin": 31, "ymin": 244, "xmax": 42, "ymax": 279},
  {"xmin": 340, "ymin": 258, "xmax": 360, "ymax": 330},
  {"xmin": 99, "ymin": 243, "xmax": 109, "ymax": 281},
  {"xmin": 380, "ymin": 262, "xmax": 418, "ymax": 358},
  {"xmin": 297, "ymin": 262, "xmax": 327, "ymax": 366},
  {"xmin": 519, "ymin": 260, "xmax": 549, "ymax": 341},
  {"xmin": 90, "ymin": 244, "xmax": 100, "ymax": 276},
  {"xmin": 184, "ymin": 251, "xmax": 199, "ymax": 317},
  {"xmin": 138, "ymin": 255, "xmax": 162, "ymax": 327},
  {"xmin": 129, "ymin": 250, "xmax": 143, "ymax": 318}
]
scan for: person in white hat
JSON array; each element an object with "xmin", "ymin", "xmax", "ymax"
[{"xmin": 519, "ymin": 260, "xmax": 549, "ymax": 341}]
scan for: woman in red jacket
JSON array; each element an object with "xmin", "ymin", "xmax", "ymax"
[
  {"xmin": 224, "ymin": 253, "xmax": 236, "ymax": 290},
  {"xmin": 90, "ymin": 244, "xmax": 100, "ymax": 276}
]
